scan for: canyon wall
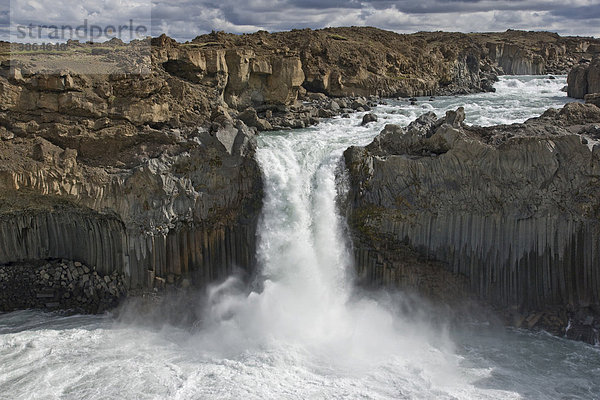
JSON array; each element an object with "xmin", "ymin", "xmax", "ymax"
[
  {"xmin": 344, "ymin": 103, "xmax": 600, "ymax": 339},
  {"xmin": 1, "ymin": 27, "xmax": 599, "ymax": 310},
  {"xmin": 483, "ymin": 30, "xmax": 596, "ymax": 75},
  {"xmin": 174, "ymin": 28, "xmax": 600, "ymax": 105},
  {"xmin": 0, "ymin": 55, "xmax": 263, "ymax": 292}
]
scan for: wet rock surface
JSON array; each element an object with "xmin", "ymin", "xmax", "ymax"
[{"xmin": 344, "ymin": 102, "xmax": 600, "ymax": 343}]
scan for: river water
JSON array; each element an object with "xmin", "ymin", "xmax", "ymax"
[{"xmin": 1, "ymin": 76, "xmax": 599, "ymax": 400}]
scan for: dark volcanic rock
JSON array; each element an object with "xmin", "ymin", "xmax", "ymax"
[
  {"xmin": 344, "ymin": 103, "xmax": 600, "ymax": 341},
  {"xmin": 0, "ymin": 259, "xmax": 126, "ymax": 313},
  {"xmin": 361, "ymin": 113, "xmax": 378, "ymax": 125},
  {"xmin": 586, "ymin": 93, "xmax": 600, "ymax": 108}
]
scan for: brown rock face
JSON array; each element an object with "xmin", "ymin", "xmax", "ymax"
[
  {"xmin": 344, "ymin": 103, "xmax": 600, "ymax": 336},
  {"xmin": 568, "ymin": 58, "xmax": 600, "ymax": 99},
  {"xmin": 0, "ymin": 39, "xmax": 265, "ymax": 294},
  {"xmin": 486, "ymin": 42, "xmax": 545, "ymax": 74},
  {"xmin": 189, "ymin": 28, "xmax": 599, "ymax": 99}
]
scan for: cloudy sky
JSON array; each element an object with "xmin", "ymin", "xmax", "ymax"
[{"xmin": 2, "ymin": 0, "xmax": 600, "ymax": 42}]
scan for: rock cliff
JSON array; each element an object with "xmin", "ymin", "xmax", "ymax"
[
  {"xmin": 3, "ymin": 28, "xmax": 596, "ymax": 134},
  {"xmin": 190, "ymin": 28, "xmax": 598, "ymax": 100},
  {"xmin": 568, "ymin": 57, "xmax": 600, "ymax": 99},
  {"xmin": 0, "ymin": 51, "xmax": 263, "ymax": 297},
  {"xmin": 344, "ymin": 103, "xmax": 600, "ymax": 342},
  {"xmin": 481, "ymin": 30, "xmax": 596, "ymax": 75}
]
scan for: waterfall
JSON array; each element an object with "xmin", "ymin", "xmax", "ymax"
[{"xmin": 3, "ymin": 76, "xmax": 597, "ymax": 400}]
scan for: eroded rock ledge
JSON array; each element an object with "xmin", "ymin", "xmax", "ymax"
[
  {"xmin": 344, "ymin": 102, "xmax": 600, "ymax": 343},
  {"xmin": 0, "ymin": 119, "xmax": 263, "ymax": 298}
]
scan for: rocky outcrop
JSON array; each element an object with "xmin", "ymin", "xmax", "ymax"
[
  {"xmin": 486, "ymin": 42, "xmax": 545, "ymax": 75},
  {"xmin": 154, "ymin": 37, "xmax": 305, "ymax": 110},
  {"xmin": 3, "ymin": 28, "xmax": 596, "ymax": 135},
  {"xmin": 0, "ymin": 46, "xmax": 264, "ymax": 298},
  {"xmin": 482, "ymin": 30, "xmax": 596, "ymax": 75},
  {"xmin": 586, "ymin": 93, "xmax": 600, "ymax": 108},
  {"xmin": 344, "ymin": 103, "xmax": 600, "ymax": 342},
  {"xmin": 194, "ymin": 28, "xmax": 500, "ymax": 98},
  {"xmin": 0, "ymin": 27, "xmax": 598, "ymax": 314},
  {"xmin": 0, "ymin": 121, "xmax": 262, "ymax": 292},
  {"xmin": 568, "ymin": 57, "xmax": 600, "ymax": 99},
  {"xmin": 190, "ymin": 28, "xmax": 599, "ymax": 101}
]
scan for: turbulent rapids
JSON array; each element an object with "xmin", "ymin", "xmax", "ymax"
[{"xmin": 1, "ymin": 76, "xmax": 600, "ymax": 399}]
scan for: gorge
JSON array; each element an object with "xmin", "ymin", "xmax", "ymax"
[{"xmin": 1, "ymin": 27, "xmax": 600, "ymax": 399}]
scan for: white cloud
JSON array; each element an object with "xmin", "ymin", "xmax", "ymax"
[{"xmin": 3, "ymin": 0, "xmax": 599, "ymax": 41}]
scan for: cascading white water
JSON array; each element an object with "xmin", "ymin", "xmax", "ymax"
[
  {"xmin": 185, "ymin": 116, "xmax": 467, "ymax": 398},
  {"xmin": 1, "ymin": 76, "xmax": 599, "ymax": 400}
]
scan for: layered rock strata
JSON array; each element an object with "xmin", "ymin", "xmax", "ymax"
[
  {"xmin": 191, "ymin": 28, "xmax": 598, "ymax": 100},
  {"xmin": 0, "ymin": 122, "xmax": 262, "ymax": 291},
  {"xmin": 344, "ymin": 103, "xmax": 600, "ymax": 343},
  {"xmin": 5, "ymin": 28, "xmax": 597, "ymax": 133},
  {"xmin": 0, "ymin": 52, "xmax": 263, "ymax": 298}
]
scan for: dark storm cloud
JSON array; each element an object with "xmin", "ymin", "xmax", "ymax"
[
  {"xmin": 2, "ymin": 0, "xmax": 599, "ymax": 41},
  {"xmin": 551, "ymin": 5, "xmax": 600, "ymax": 19},
  {"xmin": 148, "ymin": 0, "xmax": 600, "ymax": 39}
]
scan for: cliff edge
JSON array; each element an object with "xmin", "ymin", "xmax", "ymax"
[{"xmin": 344, "ymin": 102, "xmax": 600, "ymax": 343}]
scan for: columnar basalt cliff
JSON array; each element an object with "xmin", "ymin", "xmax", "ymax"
[
  {"xmin": 568, "ymin": 56, "xmax": 600, "ymax": 100},
  {"xmin": 481, "ymin": 30, "xmax": 597, "ymax": 75},
  {"xmin": 189, "ymin": 28, "xmax": 599, "ymax": 100},
  {"xmin": 344, "ymin": 103, "xmax": 600, "ymax": 342},
  {"xmin": 0, "ymin": 42, "xmax": 264, "ymax": 300},
  {"xmin": 0, "ymin": 124, "xmax": 262, "ymax": 291}
]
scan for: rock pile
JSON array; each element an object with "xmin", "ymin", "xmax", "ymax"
[{"xmin": 0, "ymin": 259, "xmax": 126, "ymax": 313}]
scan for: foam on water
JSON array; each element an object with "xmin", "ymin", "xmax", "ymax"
[{"xmin": 1, "ymin": 76, "xmax": 599, "ymax": 400}]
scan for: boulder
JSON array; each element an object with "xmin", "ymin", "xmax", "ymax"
[
  {"xmin": 238, "ymin": 107, "xmax": 273, "ymax": 131},
  {"xmin": 307, "ymin": 92, "xmax": 328, "ymax": 101},
  {"xmin": 328, "ymin": 100, "xmax": 340, "ymax": 112},
  {"xmin": 585, "ymin": 93, "xmax": 600, "ymax": 108},
  {"xmin": 361, "ymin": 113, "xmax": 378, "ymax": 125},
  {"xmin": 351, "ymin": 98, "xmax": 369, "ymax": 110},
  {"xmin": 444, "ymin": 107, "xmax": 465, "ymax": 127}
]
